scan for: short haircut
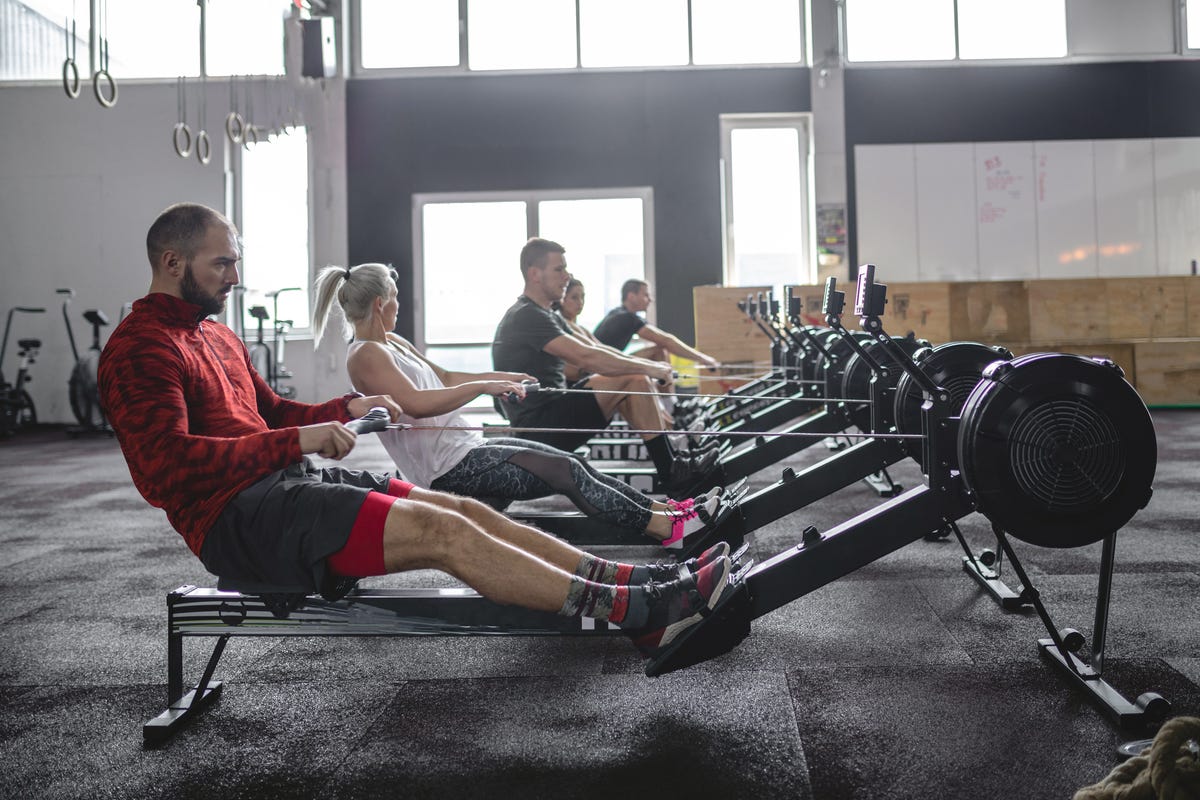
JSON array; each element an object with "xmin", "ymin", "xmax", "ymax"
[
  {"xmin": 519, "ymin": 237, "xmax": 566, "ymax": 278},
  {"xmin": 146, "ymin": 203, "xmax": 235, "ymax": 269},
  {"xmin": 620, "ymin": 278, "xmax": 648, "ymax": 300}
]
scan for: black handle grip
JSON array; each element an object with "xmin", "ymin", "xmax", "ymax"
[
  {"xmin": 504, "ymin": 380, "xmax": 540, "ymax": 403},
  {"xmin": 345, "ymin": 406, "xmax": 391, "ymax": 435}
]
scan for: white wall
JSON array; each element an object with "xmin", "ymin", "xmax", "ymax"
[{"xmin": 0, "ymin": 77, "xmax": 348, "ymax": 424}]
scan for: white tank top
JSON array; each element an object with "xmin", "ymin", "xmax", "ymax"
[{"xmin": 350, "ymin": 339, "xmax": 484, "ymax": 488}]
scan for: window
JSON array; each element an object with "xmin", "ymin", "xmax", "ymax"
[
  {"xmin": 205, "ymin": 0, "xmax": 287, "ymax": 76},
  {"xmin": 1, "ymin": 0, "xmax": 295, "ymax": 82},
  {"xmin": 355, "ymin": 0, "xmax": 805, "ymax": 72},
  {"xmin": 691, "ymin": 0, "xmax": 803, "ymax": 66},
  {"xmin": 1188, "ymin": 0, "xmax": 1200, "ymax": 50},
  {"xmin": 720, "ymin": 115, "xmax": 815, "ymax": 293},
  {"xmin": 845, "ymin": 0, "xmax": 954, "ymax": 62},
  {"xmin": 414, "ymin": 189, "xmax": 654, "ymax": 378},
  {"xmin": 239, "ymin": 127, "xmax": 311, "ymax": 334},
  {"xmin": 467, "ymin": 0, "xmax": 577, "ymax": 71},
  {"xmin": 846, "ymin": 0, "xmax": 1066, "ymax": 62},
  {"xmin": 359, "ymin": 0, "xmax": 460, "ymax": 69},
  {"xmin": 957, "ymin": 0, "xmax": 1066, "ymax": 60},
  {"xmin": 579, "ymin": 0, "xmax": 688, "ymax": 68}
]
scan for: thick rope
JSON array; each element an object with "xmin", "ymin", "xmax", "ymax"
[{"xmin": 1073, "ymin": 717, "xmax": 1200, "ymax": 800}]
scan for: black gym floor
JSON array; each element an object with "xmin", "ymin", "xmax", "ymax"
[{"xmin": 1, "ymin": 412, "xmax": 1197, "ymax": 800}]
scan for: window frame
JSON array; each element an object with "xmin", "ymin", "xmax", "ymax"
[
  {"xmin": 225, "ymin": 125, "xmax": 315, "ymax": 338},
  {"xmin": 350, "ymin": 0, "xmax": 808, "ymax": 77},
  {"xmin": 719, "ymin": 113, "xmax": 816, "ymax": 288},
  {"xmin": 411, "ymin": 187, "xmax": 656, "ymax": 352},
  {"xmin": 841, "ymin": 0, "xmax": 1197, "ymax": 68}
]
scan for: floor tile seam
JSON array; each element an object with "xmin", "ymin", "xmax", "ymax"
[
  {"xmin": 309, "ymin": 680, "xmax": 413, "ymax": 795},
  {"xmin": 909, "ymin": 578, "xmax": 986, "ymax": 667}
]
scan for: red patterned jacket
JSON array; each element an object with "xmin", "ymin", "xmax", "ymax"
[{"xmin": 98, "ymin": 293, "xmax": 356, "ymax": 556}]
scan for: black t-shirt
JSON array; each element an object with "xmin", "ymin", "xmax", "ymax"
[
  {"xmin": 593, "ymin": 307, "xmax": 645, "ymax": 351},
  {"xmin": 492, "ymin": 295, "xmax": 573, "ymax": 420}
]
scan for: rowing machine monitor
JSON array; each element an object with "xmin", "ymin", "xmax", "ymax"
[
  {"xmin": 822, "ymin": 277, "xmax": 845, "ymax": 319},
  {"xmin": 854, "ymin": 264, "xmax": 887, "ymax": 319}
]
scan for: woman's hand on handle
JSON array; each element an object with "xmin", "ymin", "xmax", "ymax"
[{"xmin": 348, "ymin": 394, "xmax": 403, "ymax": 422}]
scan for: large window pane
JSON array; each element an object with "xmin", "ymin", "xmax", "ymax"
[
  {"xmin": 1191, "ymin": 0, "xmax": 1200, "ymax": 49},
  {"xmin": 360, "ymin": 0, "xmax": 459, "ymax": 69},
  {"xmin": 241, "ymin": 128, "xmax": 310, "ymax": 332},
  {"xmin": 206, "ymin": 0, "xmax": 287, "ymax": 76},
  {"xmin": 728, "ymin": 127, "xmax": 808, "ymax": 289},
  {"xmin": 579, "ymin": 0, "xmax": 688, "ymax": 68},
  {"xmin": 467, "ymin": 0, "xmax": 576, "ymax": 71},
  {"xmin": 538, "ymin": 198, "xmax": 645, "ymax": 332},
  {"xmin": 103, "ymin": 0, "xmax": 199, "ymax": 78},
  {"xmin": 422, "ymin": 201, "xmax": 529, "ymax": 343},
  {"xmin": 0, "ymin": 0, "xmax": 89, "ymax": 81},
  {"xmin": 692, "ymin": 0, "xmax": 802, "ymax": 65},
  {"xmin": 845, "ymin": 0, "xmax": 955, "ymax": 62},
  {"xmin": 958, "ymin": 0, "xmax": 1066, "ymax": 60}
]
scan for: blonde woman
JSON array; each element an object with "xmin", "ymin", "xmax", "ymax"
[{"xmin": 311, "ymin": 263, "xmax": 724, "ymax": 555}]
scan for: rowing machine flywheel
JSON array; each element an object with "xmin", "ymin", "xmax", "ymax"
[
  {"xmin": 840, "ymin": 333, "xmax": 929, "ymax": 432},
  {"xmin": 957, "ymin": 353, "xmax": 1156, "ymax": 548},
  {"xmin": 893, "ymin": 341, "xmax": 1012, "ymax": 468}
]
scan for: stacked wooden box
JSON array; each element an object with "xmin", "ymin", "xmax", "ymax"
[{"xmin": 695, "ymin": 277, "xmax": 1200, "ymax": 406}]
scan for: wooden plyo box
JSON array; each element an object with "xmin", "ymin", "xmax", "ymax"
[
  {"xmin": 1027, "ymin": 279, "xmax": 1110, "ymax": 343},
  {"xmin": 1105, "ymin": 277, "xmax": 1189, "ymax": 340},
  {"xmin": 1132, "ymin": 339, "xmax": 1200, "ymax": 406},
  {"xmin": 693, "ymin": 285, "xmax": 772, "ymax": 365},
  {"xmin": 1006, "ymin": 341, "xmax": 1137, "ymax": 386}
]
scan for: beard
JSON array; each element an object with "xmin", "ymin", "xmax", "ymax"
[{"xmin": 180, "ymin": 262, "xmax": 227, "ymax": 317}]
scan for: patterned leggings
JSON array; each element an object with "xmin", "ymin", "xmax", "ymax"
[{"xmin": 430, "ymin": 437, "xmax": 653, "ymax": 531}]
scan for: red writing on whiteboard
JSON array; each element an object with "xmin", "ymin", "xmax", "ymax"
[
  {"xmin": 985, "ymin": 156, "xmax": 1002, "ymax": 171},
  {"xmin": 980, "ymin": 202, "xmax": 1006, "ymax": 224}
]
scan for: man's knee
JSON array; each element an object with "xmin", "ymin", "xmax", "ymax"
[{"xmin": 382, "ymin": 499, "xmax": 476, "ymax": 568}]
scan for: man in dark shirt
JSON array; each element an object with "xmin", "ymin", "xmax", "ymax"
[
  {"xmin": 99, "ymin": 203, "xmax": 735, "ymax": 663},
  {"xmin": 594, "ymin": 279, "xmax": 720, "ymax": 370},
  {"xmin": 492, "ymin": 238, "xmax": 719, "ymax": 496}
]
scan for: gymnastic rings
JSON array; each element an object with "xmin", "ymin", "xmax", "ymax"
[
  {"xmin": 242, "ymin": 125, "xmax": 260, "ymax": 151},
  {"xmin": 62, "ymin": 59, "xmax": 80, "ymax": 99},
  {"xmin": 225, "ymin": 111, "xmax": 245, "ymax": 145},
  {"xmin": 93, "ymin": 70, "xmax": 117, "ymax": 109},
  {"xmin": 172, "ymin": 123, "xmax": 193, "ymax": 159},
  {"xmin": 195, "ymin": 130, "xmax": 212, "ymax": 165}
]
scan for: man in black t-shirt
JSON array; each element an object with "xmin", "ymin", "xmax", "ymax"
[
  {"xmin": 493, "ymin": 239, "xmax": 718, "ymax": 496},
  {"xmin": 594, "ymin": 279, "xmax": 720, "ymax": 370}
]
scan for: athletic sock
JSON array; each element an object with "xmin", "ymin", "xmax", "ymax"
[
  {"xmin": 560, "ymin": 575, "xmax": 628, "ymax": 622},
  {"xmin": 645, "ymin": 434, "xmax": 674, "ymax": 478},
  {"xmin": 576, "ymin": 555, "xmax": 651, "ymax": 587}
]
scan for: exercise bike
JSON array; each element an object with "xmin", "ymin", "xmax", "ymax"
[
  {"xmin": 246, "ymin": 287, "xmax": 300, "ymax": 399},
  {"xmin": 57, "ymin": 289, "xmax": 112, "ymax": 437},
  {"xmin": 0, "ymin": 305, "xmax": 46, "ymax": 437}
]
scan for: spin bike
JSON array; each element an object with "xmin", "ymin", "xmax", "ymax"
[
  {"xmin": 644, "ymin": 265, "xmax": 1168, "ymax": 731},
  {"xmin": 247, "ymin": 287, "xmax": 300, "ymax": 399},
  {"xmin": 57, "ymin": 288, "xmax": 112, "ymax": 437},
  {"xmin": 0, "ymin": 305, "xmax": 46, "ymax": 437}
]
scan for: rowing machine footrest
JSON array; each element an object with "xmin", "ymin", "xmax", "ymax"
[{"xmin": 644, "ymin": 581, "xmax": 751, "ymax": 677}]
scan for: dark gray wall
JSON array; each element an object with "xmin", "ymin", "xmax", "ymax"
[
  {"xmin": 844, "ymin": 60, "xmax": 1200, "ymax": 268},
  {"xmin": 346, "ymin": 67, "xmax": 810, "ymax": 342}
]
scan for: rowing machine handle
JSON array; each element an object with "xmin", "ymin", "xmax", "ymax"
[
  {"xmin": 504, "ymin": 380, "xmax": 540, "ymax": 403},
  {"xmin": 345, "ymin": 406, "xmax": 392, "ymax": 435}
]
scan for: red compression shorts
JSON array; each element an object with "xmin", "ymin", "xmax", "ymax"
[{"xmin": 327, "ymin": 478, "xmax": 414, "ymax": 578}]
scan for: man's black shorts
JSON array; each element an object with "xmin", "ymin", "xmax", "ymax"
[
  {"xmin": 512, "ymin": 384, "xmax": 608, "ymax": 453},
  {"xmin": 199, "ymin": 459, "xmax": 392, "ymax": 598}
]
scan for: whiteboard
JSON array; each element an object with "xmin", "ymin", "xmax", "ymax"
[
  {"xmin": 1094, "ymin": 139, "xmax": 1157, "ymax": 276},
  {"xmin": 915, "ymin": 143, "xmax": 978, "ymax": 280},
  {"xmin": 1153, "ymin": 138, "xmax": 1200, "ymax": 276},
  {"xmin": 854, "ymin": 144, "xmax": 918, "ymax": 280},
  {"xmin": 975, "ymin": 141, "xmax": 1037, "ymax": 279},
  {"xmin": 1035, "ymin": 140, "xmax": 1098, "ymax": 278},
  {"xmin": 855, "ymin": 136, "xmax": 1199, "ymax": 281}
]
